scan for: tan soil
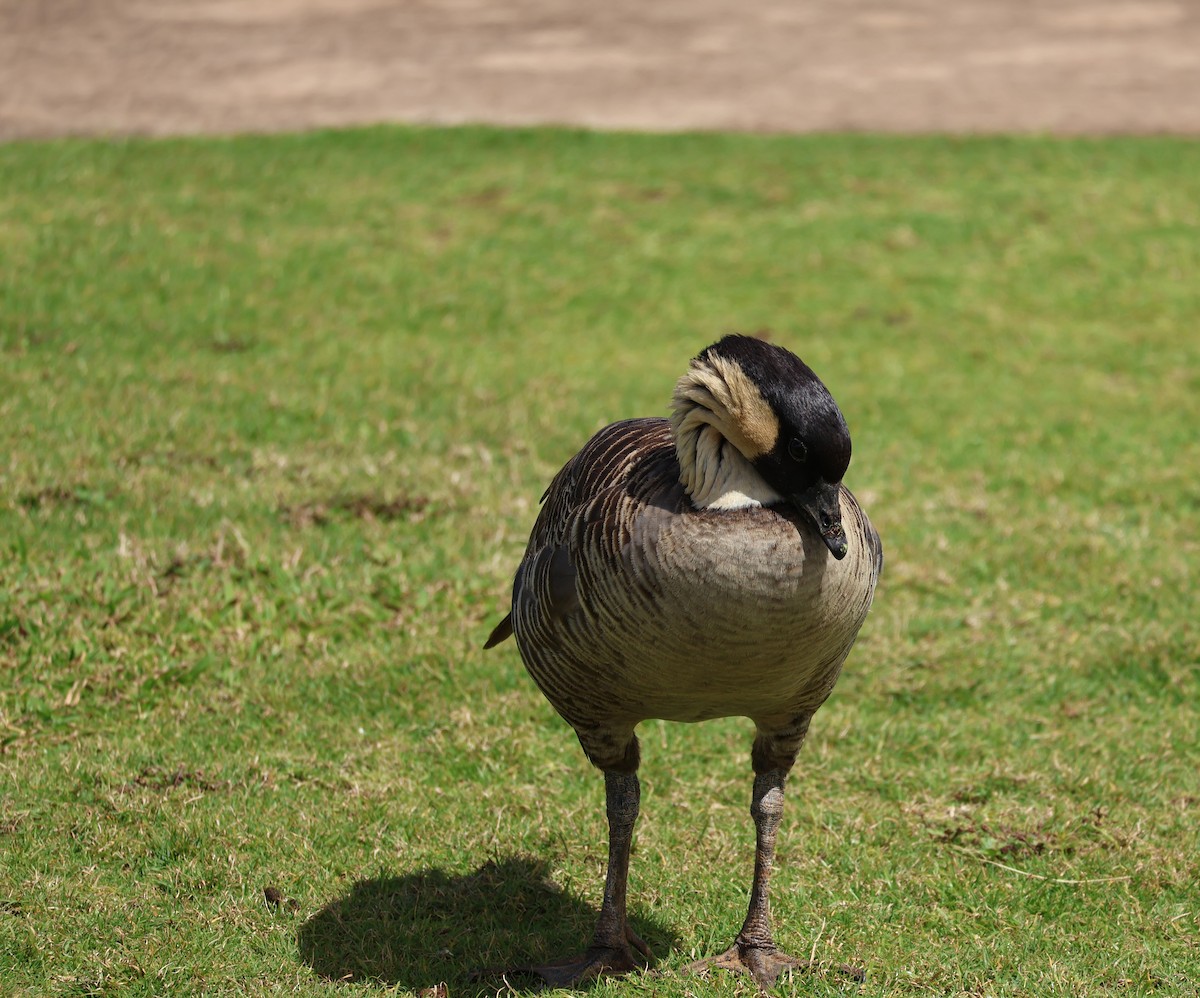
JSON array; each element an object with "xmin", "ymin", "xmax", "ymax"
[{"xmin": 2, "ymin": 0, "xmax": 1199, "ymax": 140}]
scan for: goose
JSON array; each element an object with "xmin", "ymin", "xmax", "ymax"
[{"xmin": 485, "ymin": 334, "xmax": 882, "ymax": 989}]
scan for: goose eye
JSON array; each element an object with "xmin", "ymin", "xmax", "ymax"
[{"xmin": 788, "ymin": 437, "xmax": 807, "ymax": 463}]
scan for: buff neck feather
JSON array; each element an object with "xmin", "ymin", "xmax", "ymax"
[{"xmin": 670, "ymin": 355, "xmax": 783, "ymax": 511}]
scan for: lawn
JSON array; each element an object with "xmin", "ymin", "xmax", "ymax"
[{"xmin": 1, "ymin": 126, "xmax": 1197, "ymax": 997}]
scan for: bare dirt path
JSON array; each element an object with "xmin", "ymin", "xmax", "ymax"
[{"xmin": 2, "ymin": 0, "xmax": 1199, "ymax": 141}]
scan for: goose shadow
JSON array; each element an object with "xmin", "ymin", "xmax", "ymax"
[{"xmin": 297, "ymin": 854, "xmax": 678, "ymax": 993}]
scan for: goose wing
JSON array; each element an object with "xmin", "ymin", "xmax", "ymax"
[{"xmin": 484, "ymin": 417, "xmax": 681, "ymax": 648}]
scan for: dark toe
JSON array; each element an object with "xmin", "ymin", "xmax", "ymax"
[{"xmin": 519, "ymin": 944, "xmax": 643, "ymax": 988}]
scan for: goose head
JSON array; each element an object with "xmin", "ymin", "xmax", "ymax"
[{"xmin": 670, "ymin": 334, "xmax": 853, "ymax": 559}]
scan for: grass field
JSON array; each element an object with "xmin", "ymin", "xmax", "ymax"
[{"xmin": 1, "ymin": 126, "xmax": 1198, "ymax": 997}]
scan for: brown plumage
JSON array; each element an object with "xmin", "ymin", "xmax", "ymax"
[{"xmin": 487, "ymin": 335, "xmax": 882, "ymax": 988}]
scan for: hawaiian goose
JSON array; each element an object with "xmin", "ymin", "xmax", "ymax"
[{"xmin": 485, "ymin": 334, "xmax": 882, "ymax": 989}]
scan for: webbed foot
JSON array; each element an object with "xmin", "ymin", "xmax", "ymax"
[
  {"xmin": 513, "ymin": 926, "xmax": 653, "ymax": 988},
  {"xmin": 686, "ymin": 942, "xmax": 863, "ymax": 991}
]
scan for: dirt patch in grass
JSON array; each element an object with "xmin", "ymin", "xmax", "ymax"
[
  {"xmin": 922, "ymin": 802, "xmax": 1126, "ymax": 863},
  {"xmin": 280, "ymin": 493, "xmax": 432, "ymax": 529},
  {"xmin": 16, "ymin": 485, "xmax": 104, "ymax": 511},
  {"xmin": 124, "ymin": 765, "xmax": 232, "ymax": 794}
]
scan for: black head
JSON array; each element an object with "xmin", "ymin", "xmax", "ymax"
[{"xmin": 700, "ymin": 334, "xmax": 853, "ymax": 557}]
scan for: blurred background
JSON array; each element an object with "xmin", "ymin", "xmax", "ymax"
[{"xmin": 3, "ymin": 0, "xmax": 1200, "ymax": 139}]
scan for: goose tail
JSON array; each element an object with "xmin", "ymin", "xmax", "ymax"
[{"xmin": 483, "ymin": 613, "xmax": 514, "ymax": 649}]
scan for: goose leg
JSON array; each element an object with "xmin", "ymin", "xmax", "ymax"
[
  {"xmin": 525, "ymin": 768, "xmax": 651, "ymax": 986},
  {"xmin": 687, "ymin": 760, "xmax": 866, "ymax": 991},
  {"xmin": 686, "ymin": 768, "xmax": 810, "ymax": 989}
]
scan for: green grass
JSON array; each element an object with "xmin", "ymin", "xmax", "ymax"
[{"xmin": 1, "ymin": 125, "xmax": 1198, "ymax": 997}]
